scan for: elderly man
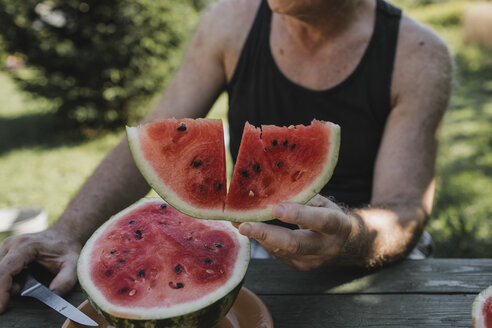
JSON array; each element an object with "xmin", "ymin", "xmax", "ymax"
[{"xmin": 0, "ymin": 0, "xmax": 451, "ymax": 313}]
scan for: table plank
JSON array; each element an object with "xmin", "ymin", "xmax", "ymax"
[
  {"xmin": 1, "ymin": 259, "xmax": 490, "ymax": 328},
  {"xmin": 244, "ymin": 259, "xmax": 492, "ymax": 295},
  {"xmin": 261, "ymin": 294, "xmax": 475, "ymax": 328}
]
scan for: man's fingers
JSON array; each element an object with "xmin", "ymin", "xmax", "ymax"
[
  {"xmin": 9, "ymin": 282, "xmax": 21, "ymax": 296},
  {"xmin": 274, "ymin": 203, "xmax": 350, "ymax": 235},
  {"xmin": 49, "ymin": 261, "xmax": 78, "ymax": 295},
  {"xmin": 238, "ymin": 222, "xmax": 324, "ymax": 256},
  {"xmin": 0, "ymin": 247, "xmax": 36, "ymax": 314}
]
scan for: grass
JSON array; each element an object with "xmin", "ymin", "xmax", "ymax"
[
  {"xmin": 394, "ymin": 0, "xmax": 492, "ymax": 257},
  {"xmin": 0, "ymin": 72, "xmax": 125, "ymax": 225},
  {"xmin": 1, "ymin": 1, "xmax": 491, "ymax": 257}
]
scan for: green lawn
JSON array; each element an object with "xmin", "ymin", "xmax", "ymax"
[{"xmin": 1, "ymin": 1, "xmax": 491, "ymax": 257}]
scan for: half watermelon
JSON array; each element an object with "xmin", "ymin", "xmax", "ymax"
[
  {"xmin": 77, "ymin": 198, "xmax": 250, "ymax": 328},
  {"xmin": 127, "ymin": 119, "xmax": 340, "ymax": 222}
]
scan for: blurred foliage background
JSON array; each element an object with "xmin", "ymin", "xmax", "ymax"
[
  {"xmin": 0, "ymin": 0, "xmax": 205, "ymax": 128},
  {"xmin": 0, "ymin": 0, "xmax": 491, "ymax": 257}
]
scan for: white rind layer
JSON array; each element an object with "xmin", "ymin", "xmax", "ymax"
[
  {"xmin": 77, "ymin": 198, "xmax": 250, "ymax": 320},
  {"xmin": 472, "ymin": 285, "xmax": 492, "ymax": 328},
  {"xmin": 127, "ymin": 122, "xmax": 340, "ymax": 222}
]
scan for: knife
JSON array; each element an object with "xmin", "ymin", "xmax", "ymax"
[{"xmin": 19, "ymin": 272, "xmax": 98, "ymax": 326}]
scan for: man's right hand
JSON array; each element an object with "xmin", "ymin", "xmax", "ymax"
[{"xmin": 0, "ymin": 229, "xmax": 81, "ymax": 313}]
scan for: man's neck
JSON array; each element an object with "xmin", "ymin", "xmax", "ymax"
[{"xmin": 274, "ymin": 0, "xmax": 368, "ymax": 53}]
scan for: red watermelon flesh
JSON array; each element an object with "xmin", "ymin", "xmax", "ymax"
[
  {"xmin": 89, "ymin": 201, "xmax": 238, "ymax": 308},
  {"xmin": 128, "ymin": 118, "xmax": 226, "ymax": 214},
  {"xmin": 224, "ymin": 120, "xmax": 339, "ymax": 220}
]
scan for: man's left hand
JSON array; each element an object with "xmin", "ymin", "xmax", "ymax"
[{"xmin": 238, "ymin": 195, "xmax": 353, "ymax": 271}]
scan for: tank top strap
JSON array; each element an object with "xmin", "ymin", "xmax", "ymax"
[
  {"xmin": 366, "ymin": 0, "xmax": 402, "ymax": 124},
  {"xmin": 228, "ymin": 0, "xmax": 272, "ymax": 86}
]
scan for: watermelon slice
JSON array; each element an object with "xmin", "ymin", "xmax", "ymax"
[
  {"xmin": 127, "ymin": 118, "xmax": 227, "ymax": 219},
  {"xmin": 77, "ymin": 198, "xmax": 250, "ymax": 328},
  {"xmin": 224, "ymin": 121, "xmax": 340, "ymax": 221},
  {"xmin": 127, "ymin": 119, "xmax": 340, "ymax": 222},
  {"xmin": 472, "ymin": 285, "xmax": 492, "ymax": 328}
]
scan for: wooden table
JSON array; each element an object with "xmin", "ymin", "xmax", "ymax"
[{"xmin": 2, "ymin": 258, "xmax": 491, "ymax": 327}]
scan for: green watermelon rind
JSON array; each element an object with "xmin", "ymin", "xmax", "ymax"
[
  {"xmin": 126, "ymin": 126, "xmax": 227, "ymax": 220},
  {"xmin": 127, "ymin": 122, "xmax": 340, "ymax": 223},
  {"xmin": 223, "ymin": 123, "xmax": 341, "ymax": 222},
  {"xmin": 77, "ymin": 197, "xmax": 250, "ymax": 326},
  {"xmin": 93, "ymin": 282, "xmax": 242, "ymax": 328},
  {"xmin": 472, "ymin": 285, "xmax": 492, "ymax": 327}
]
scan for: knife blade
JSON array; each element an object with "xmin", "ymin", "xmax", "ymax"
[{"xmin": 20, "ymin": 273, "xmax": 98, "ymax": 326}]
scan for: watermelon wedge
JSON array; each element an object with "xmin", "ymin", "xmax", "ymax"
[
  {"xmin": 77, "ymin": 198, "xmax": 250, "ymax": 328},
  {"xmin": 224, "ymin": 121, "xmax": 340, "ymax": 221},
  {"xmin": 127, "ymin": 118, "xmax": 227, "ymax": 219},
  {"xmin": 127, "ymin": 119, "xmax": 340, "ymax": 222}
]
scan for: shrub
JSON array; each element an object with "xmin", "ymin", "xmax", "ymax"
[{"xmin": 0, "ymin": 0, "xmax": 202, "ymax": 129}]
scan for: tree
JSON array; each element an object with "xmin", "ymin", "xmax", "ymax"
[{"xmin": 0, "ymin": 0, "xmax": 203, "ymax": 128}]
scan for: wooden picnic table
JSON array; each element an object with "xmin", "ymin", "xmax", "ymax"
[{"xmin": 1, "ymin": 258, "xmax": 491, "ymax": 327}]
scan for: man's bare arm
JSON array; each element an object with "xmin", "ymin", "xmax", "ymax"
[
  {"xmin": 340, "ymin": 15, "xmax": 453, "ymax": 267},
  {"xmin": 51, "ymin": 3, "xmax": 231, "ymax": 245}
]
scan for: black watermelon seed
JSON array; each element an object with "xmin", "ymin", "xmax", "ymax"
[
  {"xmin": 214, "ymin": 243, "xmax": 223, "ymax": 248},
  {"xmin": 276, "ymin": 161, "xmax": 284, "ymax": 168},
  {"xmin": 119, "ymin": 259, "xmax": 126, "ymax": 263},
  {"xmin": 283, "ymin": 140, "xmax": 288, "ymax": 147},
  {"xmin": 204, "ymin": 245, "xmax": 213, "ymax": 250},
  {"xmin": 241, "ymin": 170, "xmax": 249, "ymax": 178},
  {"xmin": 137, "ymin": 269, "xmax": 146, "ymax": 277},
  {"xmin": 135, "ymin": 230, "xmax": 142, "ymax": 240},
  {"xmin": 129, "ymin": 220, "xmax": 135, "ymax": 225},
  {"xmin": 191, "ymin": 160, "xmax": 202, "ymax": 168},
  {"xmin": 105, "ymin": 269, "xmax": 113, "ymax": 277},
  {"xmin": 253, "ymin": 163, "xmax": 261, "ymax": 173},
  {"xmin": 169, "ymin": 282, "xmax": 184, "ymax": 289},
  {"xmin": 216, "ymin": 183, "xmax": 223, "ymax": 191},
  {"xmin": 204, "ymin": 259, "xmax": 212, "ymax": 265},
  {"xmin": 119, "ymin": 287, "xmax": 130, "ymax": 294},
  {"xmin": 160, "ymin": 203, "xmax": 167, "ymax": 209},
  {"xmin": 272, "ymin": 140, "xmax": 278, "ymax": 146},
  {"xmin": 177, "ymin": 123, "xmax": 187, "ymax": 131},
  {"xmin": 290, "ymin": 143, "xmax": 297, "ymax": 150},
  {"xmin": 174, "ymin": 265, "xmax": 183, "ymax": 273},
  {"xmin": 110, "ymin": 249, "xmax": 117, "ymax": 254},
  {"xmin": 199, "ymin": 185, "xmax": 205, "ymax": 193}
]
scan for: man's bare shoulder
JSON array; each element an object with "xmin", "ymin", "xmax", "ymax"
[
  {"xmin": 190, "ymin": 0, "xmax": 261, "ymax": 79},
  {"xmin": 198, "ymin": 0, "xmax": 261, "ymax": 52},
  {"xmin": 392, "ymin": 13, "xmax": 452, "ymax": 108}
]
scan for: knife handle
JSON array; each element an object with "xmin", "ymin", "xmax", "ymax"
[{"xmin": 13, "ymin": 264, "xmax": 55, "ymax": 292}]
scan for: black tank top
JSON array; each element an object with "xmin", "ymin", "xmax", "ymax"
[{"xmin": 227, "ymin": 0, "xmax": 402, "ymax": 208}]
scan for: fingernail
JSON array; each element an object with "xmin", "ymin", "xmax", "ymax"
[
  {"xmin": 273, "ymin": 205, "xmax": 285, "ymax": 218},
  {"xmin": 240, "ymin": 223, "xmax": 252, "ymax": 236}
]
